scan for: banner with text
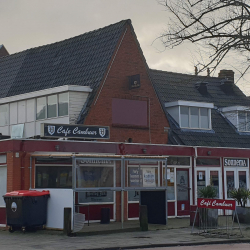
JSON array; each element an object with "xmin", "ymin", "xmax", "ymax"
[{"xmin": 197, "ymin": 198, "xmax": 236, "ymax": 210}]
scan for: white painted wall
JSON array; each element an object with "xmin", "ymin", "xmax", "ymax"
[
  {"xmin": 0, "ymin": 166, "xmax": 7, "ymax": 207},
  {"xmin": 166, "ymin": 106, "xmax": 179, "ymax": 124},
  {"xmin": 35, "ymin": 189, "xmax": 73, "ymax": 230},
  {"xmin": 223, "ymin": 111, "xmax": 238, "ymax": 128},
  {"xmin": 69, "ymin": 92, "xmax": 89, "ymax": 124}
]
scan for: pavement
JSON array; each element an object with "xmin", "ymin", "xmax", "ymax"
[{"xmin": 1, "ymin": 217, "xmax": 250, "ymax": 250}]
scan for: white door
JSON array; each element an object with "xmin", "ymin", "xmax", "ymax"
[
  {"xmin": 0, "ymin": 166, "xmax": 7, "ymax": 207},
  {"xmin": 224, "ymin": 168, "xmax": 249, "ymax": 201},
  {"xmin": 196, "ymin": 168, "xmax": 222, "ymax": 199}
]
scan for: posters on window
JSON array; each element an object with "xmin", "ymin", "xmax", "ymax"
[{"xmin": 143, "ymin": 168, "xmax": 156, "ymax": 187}]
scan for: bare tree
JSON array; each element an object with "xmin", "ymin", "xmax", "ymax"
[{"xmin": 158, "ymin": 0, "xmax": 250, "ymax": 81}]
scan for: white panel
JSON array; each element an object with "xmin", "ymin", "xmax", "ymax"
[
  {"xmin": 10, "ymin": 102, "xmax": 17, "ymax": 125},
  {"xmin": 27, "ymin": 99, "xmax": 35, "ymax": 122},
  {"xmin": 69, "ymin": 92, "xmax": 89, "ymax": 124},
  {"xmin": 0, "ymin": 155, "xmax": 6, "ymax": 164},
  {"xmin": 35, "ymin": 117, "xmax": 69, "ymax": 136},
  {"xmin": 167, "ymin": 106, "xmax": 179, "ymax": 124},
  {"xmin": 24, "ymin": 122, "xmax": 35, "ymax": 138},
  {"xmin": 18, "ymin": 101, "xmax": 26, "ymax": 123},
  {"xmin": 35, "ymin": 189, "xmax": 73, "ymax": 229},
  {"xmin": 0, "ymin": 126, "xmax": 9, "ymax": 136},
  {"xmin": 0, "ymin": 166, "xmax": 7, "ymax": 207},
  {"xmin": 224, "ymin": 111, "xmax": 238, "ymax": 127}
]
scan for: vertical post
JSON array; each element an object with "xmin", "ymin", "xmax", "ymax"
[
  {"xmin": 140, "ymin": 205, "xmax": 148, "ymax": 231},
  {"xmin": 72, "ymin": 156, "xmax": 76, "ymax": 234},
  {"xmin": 64, "ymin": 207, "xmax": 72, "ymax": 236},
  {"xmin": 29, "ymin": 156, "xmax": 32, "ymax": 190},
  {"xmin": 165, "ymin": 158, "xmax": 168, "ymax": 225},
  {"xmin": 121, "ymin": 157, "xmax": 124, "ymax": 229}
]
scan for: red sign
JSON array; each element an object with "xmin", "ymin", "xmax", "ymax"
[{"xmin": 197, "ymin": 198, "xmax": 236, "ymax": 210}]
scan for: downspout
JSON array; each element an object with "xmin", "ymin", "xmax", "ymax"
[
  {"xmin": 192, "ymin": 147, "xmax": 198, "ymax": 205},
  {"xmin": 20, "ymin": 141, "xmax": 27, "ymax": 190}
]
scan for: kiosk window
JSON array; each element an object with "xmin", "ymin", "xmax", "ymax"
[{"xmin": 35, "ymin": 166, "xmax": 72, "ymax": 188}]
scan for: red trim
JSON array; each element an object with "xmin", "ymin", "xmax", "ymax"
[
  {"xmin": 128, "ymin": 203, "xmax": 139, "ymax": 218},
  {"xmin": 0, "ymin": 208, "xmax": 6, "ymax": 224}
]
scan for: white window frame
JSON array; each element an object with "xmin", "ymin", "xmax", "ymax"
[
  {"xmin": 179, "ymin": 106, "xmax": 211, "ymax": 130},
  {"xmin": 36, "ymin": 92, "xmax": 69, "ymax": 121},
  {"xmin": 237, "ymin": 110, "xmax": 250, "ymax": 132}
]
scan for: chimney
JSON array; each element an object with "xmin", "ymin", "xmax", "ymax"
[
  {"xmin": 194, "ymin": 66, "xmax": 198, "ymax": 76},
  {"xmin": 0, "ymin": 45, "xmax": 9, "ymax": 58},
  {"xmin": 218, "ymin": 69, "xmax": 234, "ymax": 83}
]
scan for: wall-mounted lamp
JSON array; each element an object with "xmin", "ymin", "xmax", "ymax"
[
  {"xmin": 207, "ymin": 151, "xmax": 211, "ymax": 156},
  {"xmin": 142, "ymin": 148, "xmax": 147, "ymax": 154},
  {"xmin": 55, "ymin": 145, "xmax": 60, "ymax": 151}
]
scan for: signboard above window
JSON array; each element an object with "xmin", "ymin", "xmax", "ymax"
[
  {"xmin": 40, "ymin": 123, "xmax": 110, "ymax": 139},
  {"xmin": 224, "ymin": 158, "xmax": 248, "ymax": 167}
]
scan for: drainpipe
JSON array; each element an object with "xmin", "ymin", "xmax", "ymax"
[
  {"xmin": 192, "ymin": 147, "xmax": 198, "ymax": 205},
  {"xmin": 20, "ymin": 141, "xmax": 27, "ymax": 190}
]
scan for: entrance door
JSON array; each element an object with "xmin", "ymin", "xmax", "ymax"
[
  {"xmin": 196, "ymin": 168, "xmax": 222, "ymax": 199},
  {"xmin": 177, "ymin": 169, "xmax": 190, "ymax": 216},
  {"xmin": 225, "ymin": 169, "xmax": 249, "ymax": 200}
]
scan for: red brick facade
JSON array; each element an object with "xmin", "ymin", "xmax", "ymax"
[{"xmin": 84, "ymin": 24, "xmax": 169, "ymax": 144}]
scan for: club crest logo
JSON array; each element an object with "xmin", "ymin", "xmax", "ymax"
[
  {"xmin": 99, "ymin": 128, "xmax": 106, "ymax": 137},
  {"xmin": 48, "ymin": 125, "xmax": 56, "ymax": 136}
]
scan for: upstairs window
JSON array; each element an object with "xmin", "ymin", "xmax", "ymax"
[
  {"xmin": 221, "ymin": 106, "xmax": 250, "ymax": 132},
  {"xmin": 36, "ymin": 93, "xmax": 69, "ymax": 120},
  {"xmin": 165, "ymin": 101, "xmax": 213, "ymax": 130},
  {"xmin": 238, "ymin": 111, "xmax": 250, "ymax": 132},
  {"xmin": 58, "ymin": 93, "xmax": 69, "ymax": 117},
  {"xmin": 0, "ymin": 104, "xmax": 9, "ymax": 126},
  {"xmin": 180, "ymin": 106, "xmax": 210, "ymax": 129},
  {"xmin": 47, "ymin": 95, "xmax": 57, "ymax": 118},
  {"xmin": 36, "ymin": 97, "xmax": 46, "ymax": 120}
]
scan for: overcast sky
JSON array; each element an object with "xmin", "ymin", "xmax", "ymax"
[{"xmin": 1, "ymin": 0, "xmax": 249, "ymax": 95}]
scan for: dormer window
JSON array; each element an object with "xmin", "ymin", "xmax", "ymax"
[
  {"xmin": 221, "ymin": 106, "xmax": 250, "ymax": 132},
  {"xmin": 165, "ymin": 101, "xmax": 213, "ymax": 130},
  {"xmin": 238, "ymin": 111, "xmax": 250, "ymax": 131}
]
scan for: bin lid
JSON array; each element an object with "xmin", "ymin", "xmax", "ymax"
[{"xmin": 4, "ymin": 190, "xmax": 50, "ymax": 197}]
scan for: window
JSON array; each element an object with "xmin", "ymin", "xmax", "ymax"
[
  {"xmin": 36, "ymin": 97, "xmax": 46, "ymax": 120},
  {"xmin": 47, "ymin": 95, "xmax": 57, "ymax": 118},
  {"xmin": 58, "ymin": 93, "xmax": 68, "ymax": 116},
  {"xmin": 35, "ymin": 166, "xmax": 72, "ymax": 188},
  {"xmin": 0, "ymin": 104, "xmax": 9, "ymax": 126},
  {"xmin": 180, "ymin": 106, "xmax": 210, "ymax": 129},
  {"xmin": 36, "ymin": 93, "xmax": 69, "ymax": 120},
  {"xmin": 238, "ymin": 111, "xmax": 250, "ymax": 132}
]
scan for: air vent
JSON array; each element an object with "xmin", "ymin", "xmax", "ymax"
[
  {"xmin": 220, "ymin": 79, "xmax": 235, "ymax": 95},
  {"xmin": 195, "ymin": 82, "xmax": 209, "ymax": 96}
]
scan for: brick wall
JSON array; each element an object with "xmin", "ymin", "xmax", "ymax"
[
  {"xmin": 6, "ymin": 152, "xmax": 31, "ymax": 192},
  {"xmin": 84, "ymin": 24, "xmax": 169, "ymax": 144}
]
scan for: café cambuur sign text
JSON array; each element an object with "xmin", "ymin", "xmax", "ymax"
[{"xmin": 41, "ymin": 123, "xmax": 110, "ymax": 139}]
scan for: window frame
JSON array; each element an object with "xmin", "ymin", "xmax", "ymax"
[
  {"xmin": 0, "ymin": 104, "xmax": 9, "ymax": 126},
  {"xmin": 179, "ymin": 106, "xmax": 211, "ymax": 130},
  {"xmin": 36, "ymin": 92, "xmax": 69, "ymax": 120},
  {"xmin": 237, "ymin": 111, "xmax": 250, "ymax": 132}
]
